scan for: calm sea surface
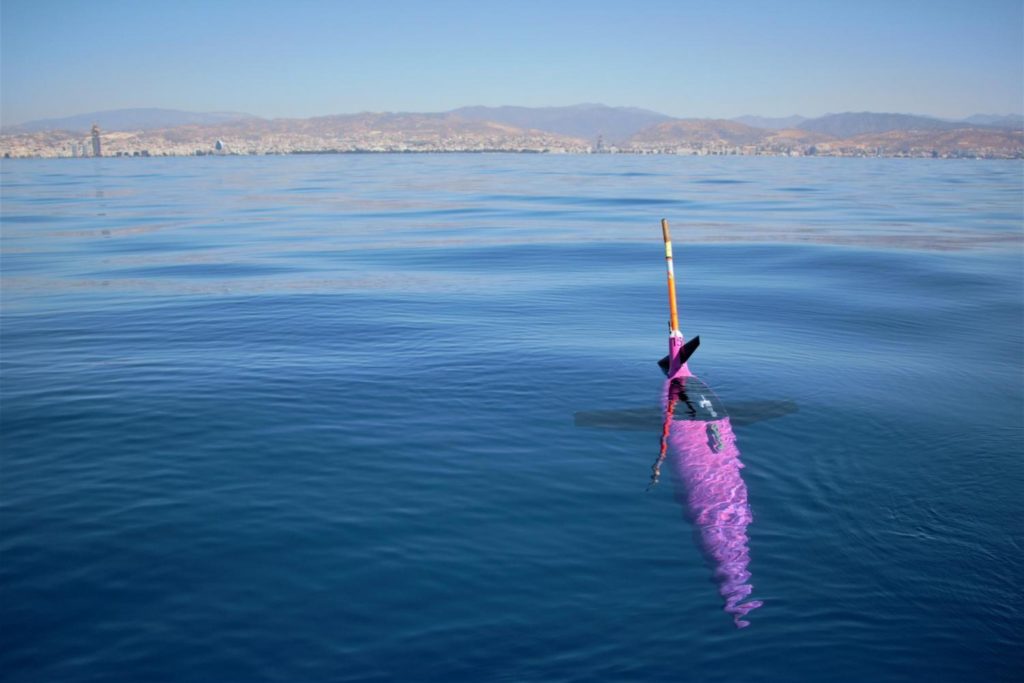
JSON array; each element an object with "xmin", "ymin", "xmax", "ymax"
[{"xmin": 2, "ymin": 155, "xmax": 1022, "ymax": 682}]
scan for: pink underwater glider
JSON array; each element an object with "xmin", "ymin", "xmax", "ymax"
[{"xmin": 651, "ymin": 219, "xmax": 763, "ymax": 628}]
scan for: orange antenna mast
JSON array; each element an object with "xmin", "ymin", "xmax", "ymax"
[{"xmin": 661, "ymin": 219, "xmax": 680, "ymax": 335}]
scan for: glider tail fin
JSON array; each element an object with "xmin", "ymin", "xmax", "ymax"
[{"xmin": 658, "ymin": 335, "xmax": 700, "ymax": 376}]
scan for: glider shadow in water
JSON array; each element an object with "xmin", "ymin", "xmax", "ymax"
[{"xmin": 573, "ymin": 399, "xmax": 798, "ymax": 431}]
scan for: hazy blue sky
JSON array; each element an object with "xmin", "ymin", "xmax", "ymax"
[{"xmin": 2, "ymin": 0, "xmax": 1022, "ymax": 124}]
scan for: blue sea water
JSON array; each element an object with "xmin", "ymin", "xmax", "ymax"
[{"xmin": 1, "ymin": 154, "xmax": 1022, "ymax": 682}]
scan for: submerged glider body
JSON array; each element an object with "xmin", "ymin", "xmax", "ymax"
[{"xmin": 657, "ymin": 376, "xmax": 763, "ymax": 628}]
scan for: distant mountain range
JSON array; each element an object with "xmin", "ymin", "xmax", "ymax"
[
  {"xmin": 796, "ymin": 112, "xmax": 962, "ymax": 138},
  {"xmin": 632, "ymin": 119, "xmax": 775, "ymax": 146},
  {"xmin": 449, "ymin": 104, "xmax": 672, "ymax": 142},
  {"xmin": 2, "ymin": 104, "xmax": 1021, "ymax": 159},
  {"xmin": 623, "ymin": 118, "xmax": 1021, "ymax": 159},
  {"xmin": 733, "ymin": 115, "xmax": 808, "ymax": 130},
  {"xmin": 961, "ymin": 113, "xmax": 1024, "ymax": 128},
  {"xmin": 8, "ymin": 104, "xmax": 1022, "ymax": 141},
  {"xmin": 207, "ymin": 111, "xmax": 572, "ymax": 143}
]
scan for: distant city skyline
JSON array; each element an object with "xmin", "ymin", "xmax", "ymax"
[{"xmin": 2, "ymin": 0, "xmax": 1022, "ymax": 126}]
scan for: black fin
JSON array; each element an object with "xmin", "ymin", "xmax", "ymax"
[
  {"xmin": 678, "ymin": 335, "xmax": 700, "ymax": 365},
  {"xmin": 657, "ymin": 335, "xmax": 700, "ymax": 376}
]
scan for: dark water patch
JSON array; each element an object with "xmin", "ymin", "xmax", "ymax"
[
  {"xmin": 362, "ymin": 206, "xmax": 498, "ymax": 219},
  {"xmin": 83, "ymin": 238, "xmax": 225, "ymax": 255},
  {"xmin": 478, "ymin": 193, "xmax": 588, "ymax": 203},
  {"xmin": 1, "ymin": 213, "xmax": 76, "ymax": 224},
  {"xmin": 586, "ymin": 171, "xmax": 666, "ymax": 177},
  {"xmin": 476, "ymin": 193, "xmax": 694, "ymax": 208},
  {"xmin": 283, "ymin": 186, "xmax": 331, "ymax": 193},
  {"xmin": 580, "ymin": 196, "xmax": 689, "ymax": 207},
  {"xmin": 86, "ymin": 263, "xmax": 299, "ymax": 279},
  {"xmin": 26, "ymin": 177, "xmax": 87, "ymax": 187}
]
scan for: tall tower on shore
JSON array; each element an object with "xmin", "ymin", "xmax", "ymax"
[{"xmin": 91, "ymin": 124, "xmax": 102, "ymax": 157}]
